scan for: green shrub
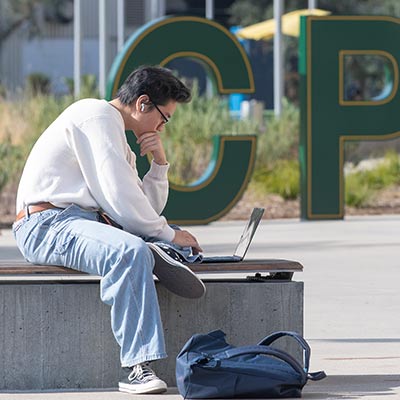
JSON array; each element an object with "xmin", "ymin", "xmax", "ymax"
[
  {"xmin": 255, "ymin": 98, "xmax": 299, "ymax": 170},
  {"xmin": 345, "ymin": 151, "xmax": 400, "ymax": 207},
  {"xmin": 14, "ymin": 95, "xmax": 74, "ymax": 150},
  {"xmin": 26, "ymin": 73, "xmax": 51, "ymax": 96},
  {"xmin": 0, "ymin": 83, "xmax": 6, "ymax": 99},
  {"xmin": 64, "ymin": 74, "xmax": 100, "ymax": 99},
  {"xmin": 252, "ymin": 159, "xmax": 300, "ymax": 200},
  {"xmin": 0, "ymin": 94, "xmax": 75, "ymax": 194},
  {"xmin": 345, "ymin": 173, "xmax": 374, "ymax": 207},
  {"xmin": 0, "ymin": 141, "xmax": 25, "ymax": 192}
]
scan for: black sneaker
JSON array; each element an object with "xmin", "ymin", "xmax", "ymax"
[
  {"xmin": 118, "ymin": 362, "xmax": 167, "ymax": 394},
  {"xmin": 147, "ymin": 242, "xmax": 206, "ymax": 299},
  {"xmin": 154, "ymin": 243, "xmax": 186, "ymax": 263}
]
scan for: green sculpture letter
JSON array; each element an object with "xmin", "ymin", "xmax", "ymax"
[
  {"xmin": 106, "ymin": 16, "xmax": 256, "ymax": 224},
  {"xmin": 299, "ymin": 16, "xmax": 400, "ymax": 219}
]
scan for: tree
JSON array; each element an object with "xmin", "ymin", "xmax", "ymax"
[
  {"xmin": 228, "ymin": 0, "xmax": 400, "ymax": 28},
  {"xmin": 0, "ymin": 0, "xmax": 72, "ymax": 43},
  {"xmin": 228, "ymin": 0, "xmax": 272, "ymax": 27}
]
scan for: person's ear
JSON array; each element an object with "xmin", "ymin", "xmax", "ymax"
[{"xmin": 137, "ymin": 95, "xmax": 150, "ymax": 112}]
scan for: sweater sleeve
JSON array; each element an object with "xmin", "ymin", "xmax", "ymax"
[
  {"xmin": 66, "ymin": 115, "xmax": 175, "ymax": 241},
  {"xmin": 126, "ymin": 149, "xmax": 170, "ymax": 214}
]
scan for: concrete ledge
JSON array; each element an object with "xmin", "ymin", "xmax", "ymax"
[{"xmin": 0, "ymin": 279, "xmax": 303, "ymax": 390}]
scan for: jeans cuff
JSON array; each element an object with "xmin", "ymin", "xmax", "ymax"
[{"xmin": 121, "ymin": 352, "xmax": 168, "ymax": 368}]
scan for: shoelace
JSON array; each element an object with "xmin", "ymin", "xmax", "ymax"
[
  {"xmin": 158, "ymin": 244, "xmax": 185, "ymax": 263},
  {"xmin": 128, "ymin": 363, "xmax": 157, "ymax": 383}
]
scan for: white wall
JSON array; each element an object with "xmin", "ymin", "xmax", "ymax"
[
  {"xmin": 22, "ymin": 38, "xmax": 101, "ymax": 94},
  {"xmin": 1, "ymin": 0, "xmax": 135, "ymax": 94}
]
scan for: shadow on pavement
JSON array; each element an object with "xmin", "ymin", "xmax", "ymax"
[{"xmin": 304, "ymin": 375, "xmax": 400, "ymax": 399}]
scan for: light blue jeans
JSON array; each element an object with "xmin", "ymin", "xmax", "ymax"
[{"xmin": 13, "ymin": 204, "xmax": 167, "ymax": 367}]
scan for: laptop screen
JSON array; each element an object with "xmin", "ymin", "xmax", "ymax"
[{"xmin": 233, "ymin": 207, "xmax": 265, "ymax": 259}]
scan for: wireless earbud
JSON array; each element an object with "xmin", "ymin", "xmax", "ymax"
[{"xmin": 140, "ymin": 103, "xmax": 145, "ymax": 112}]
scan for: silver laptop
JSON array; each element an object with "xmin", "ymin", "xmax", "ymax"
[{"xmin": 201, "ymin": 207, "xmax": 265, "ymax": 263}]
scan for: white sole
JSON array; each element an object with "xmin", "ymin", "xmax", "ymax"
[
  {"xmin": 118, "ymin": 380, "xmax": 167, "ymax": 394},
  {"xmin": 148, "ymin": 242, "xmax": 206, "ymax": 299}
]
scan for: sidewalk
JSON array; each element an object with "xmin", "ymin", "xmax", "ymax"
[{"xmin": 1, "ymin": 214, "xmax": 400, "ymax": 399}]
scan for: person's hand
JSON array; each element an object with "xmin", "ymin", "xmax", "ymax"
[
  {"xmin": 172, "ymin": 229, "xmax": 203, "ymax": 254},
  {"xmin": 137, "ymin": 131, "xmax": 167, "ymax": 165}
]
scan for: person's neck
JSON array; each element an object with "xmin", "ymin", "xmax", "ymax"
[{"xmin": 109, "ymin": 98, "xmax": 136, "ymax": 131}]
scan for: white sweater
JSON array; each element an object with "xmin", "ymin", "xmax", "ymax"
[{"xmin": 16, "ymin": 98, "xmax": 175, "ymax": 242}]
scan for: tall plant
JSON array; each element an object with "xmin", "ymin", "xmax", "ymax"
[{"xmin": 255, "ymin": 99, "xmax": 299, "ymax": 169}]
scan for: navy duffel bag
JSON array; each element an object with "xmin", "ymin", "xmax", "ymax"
[{"xmin": 176, "ymin": 330, "xmax": 326, "ymax": 398}]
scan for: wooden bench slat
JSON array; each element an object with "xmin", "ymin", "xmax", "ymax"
[
  {"xmin": 0, "ymin": 259, "xmax": 302, "ymax": 276},
  {"xmin": 188, "ymin": 259, "xmax": 302, "ymax": 273}
]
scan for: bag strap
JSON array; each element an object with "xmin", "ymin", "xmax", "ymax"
[
  {"xmin": 308, "ymin": 371, "xmax": 327, "ymax": 381},
  {"xmin": 257, "ymin": 331, "xmax": 311, "ymax": 372},
  {"xmin": 213, "ymin": 345, "xmax": 305, "ymax": 377}
]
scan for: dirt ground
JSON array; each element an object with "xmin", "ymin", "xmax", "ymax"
[
  {"xmin": 2, "ymin": 183, "xmax": 400, "ymax": 229},
  {"xmin": 222, "ymin": 184, "xmax": 400, "ymax": 220}
]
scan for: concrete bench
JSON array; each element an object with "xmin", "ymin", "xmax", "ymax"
[{"xmin": 0, "ymin": 259, "xmax": 303, "ymax": 391}]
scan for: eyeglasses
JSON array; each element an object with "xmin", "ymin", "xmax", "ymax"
[{"xmin": 151, "ymin": 101, "xmax": 169, "ymax": 124}]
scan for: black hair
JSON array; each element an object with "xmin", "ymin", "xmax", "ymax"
[{"xmin": 116, "ymin": 65, "xmax": 191, "ymax": 106}]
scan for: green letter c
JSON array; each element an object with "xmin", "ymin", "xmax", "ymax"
[{"xmin": 106, "ymin": 16, "xmax": 256, "ymax": 224}]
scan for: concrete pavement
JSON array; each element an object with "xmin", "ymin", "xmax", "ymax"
[{"xmin": 1, "ymin": 214, "xmax": 399, "ymax": 399}]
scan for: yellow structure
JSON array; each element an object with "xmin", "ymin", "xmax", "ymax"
[{"xmin": 236, "ymin": 9, "xmax": 331, "ymax": 41}]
